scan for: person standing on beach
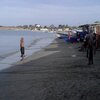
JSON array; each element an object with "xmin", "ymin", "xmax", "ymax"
[
  {"xmin": 93, "ymin": 33, "xmax": 96, "ymax": 54},
  {"xmin": 20, "ymin": 37, "xmax": 25, "ymax": 60},
  {"xmin": 87, "ymin": 33, "xmax": 94, "ymax": 65},
  {"xmin": 84, "ymin": 33, "xmax": 89, "ymax": 57}
]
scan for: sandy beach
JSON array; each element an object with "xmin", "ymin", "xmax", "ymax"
[{"xmin": 0, "ymin": 38, "xmax": 100, "ymax": 100}]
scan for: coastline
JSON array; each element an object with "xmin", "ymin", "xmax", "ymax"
[
  {"xmin": 0, "ymin": 35, "xmax": 56, "ymax": 71},
  {"xmin": 0, "ymin": 26, "xmax": 29, "ymax": 31},
  {"xmin": 16, "ymin": 39, "xmax": 59, "ymax": 65},
  {"xmin": 0, "ymin": 38, "xmax": 100, "ymax": 100}
]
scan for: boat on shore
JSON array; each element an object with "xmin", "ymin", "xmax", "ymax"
[
  {"xmin": 56, "ymin": 30, "xmax": 79, "ymax": 43},
  {"xmin": 56, "ymin": 31, "xmax": 68, "ymax": 38}
]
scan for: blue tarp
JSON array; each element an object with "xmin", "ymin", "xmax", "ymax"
[
  {"xmin": 62, "ymin": 35, "xmax": 77, "ymax": 43},
  {"xmin": 58, "ymin": 31, "xmax": 87, "ymax": 43}
]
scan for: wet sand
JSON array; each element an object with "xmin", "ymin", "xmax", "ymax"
[{"xmin": 0, "ymin": 39, "xmax": 100, "ymax": 100}]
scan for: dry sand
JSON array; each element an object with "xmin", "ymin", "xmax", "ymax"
[{"xmin": 0, "ymin": 39, "xmax": 100, "ymax": 100}]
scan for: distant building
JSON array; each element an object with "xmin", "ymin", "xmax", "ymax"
[
  {"xmin": 64, "ymin": 28, "xmax": 69, "ymax": 32},
  {"xmin": 40, "ymin": 28, "xmax": 49, "ymax": 32},
  {"xmin": 35, "ymin": 24, "xmax": 41, "ymax": 28},
  {"xmin": 57, "ymin": 29, "xmax": 63, "ymax": 32}
]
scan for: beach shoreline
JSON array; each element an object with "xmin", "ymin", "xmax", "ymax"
[
  {"xmin": 0, "ymin": 38, "xmax": 100, "ymax": 100},
  {"xmin": 0, "ymin": 35, "xmax": 56, "ymax": 71},
  {"xmin": 16, "ymin": 38, "xmax": 58, "ymax": 65}
]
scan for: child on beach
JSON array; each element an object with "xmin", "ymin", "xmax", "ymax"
[{"xmin": 20, "ymin": 37, "xmax": 25, "ymax": 60}]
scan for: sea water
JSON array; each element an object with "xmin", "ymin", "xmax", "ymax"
[{"xmin": 0, "ymin": 30, "xmax": 56, "ymax": 70}]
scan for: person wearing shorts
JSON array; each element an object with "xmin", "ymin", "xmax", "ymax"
[{"xmin": 20, "ymin": 37, "xmax": 25, "ymax": 59}]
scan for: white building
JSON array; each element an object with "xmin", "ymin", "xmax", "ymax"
[{"xmin": 40, "ymin": 28, "xmax": 49, "ymax": 32}]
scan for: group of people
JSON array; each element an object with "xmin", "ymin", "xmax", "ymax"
[
  {"xmin": 19, "ymin": 32, "xmax": 96, "ymax": 64},
  {"xmin": 83, "ymin": 32, "xmax": 96, "ymax": 65}
]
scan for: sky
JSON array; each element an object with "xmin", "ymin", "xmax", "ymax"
[{"xmin": 0, "ymin": 0, "xmax": 100, "ymax": 26}]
